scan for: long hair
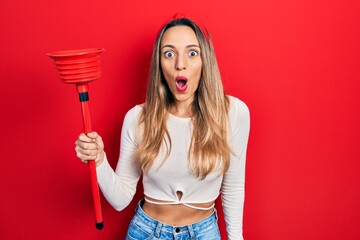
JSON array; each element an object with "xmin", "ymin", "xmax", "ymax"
[{"xmin": 135, "ymin": 18, "xmax": 231, "ymax": 179}]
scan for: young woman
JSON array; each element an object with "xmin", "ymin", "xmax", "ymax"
[{"xmin": 75, "ymin": 17, "xmax": 250, "ymax": 240}]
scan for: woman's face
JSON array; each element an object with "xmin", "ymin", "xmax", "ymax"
[{"xmin": 160, "ymin": 25, "xmax": 202, "ymax": 107}]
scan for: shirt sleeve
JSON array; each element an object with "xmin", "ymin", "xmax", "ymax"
[
  {"xmin": 221, "ymin": 97, "xmax": 250, "ymax": 240},
  {"xmin": 96, "ymin": 106, "xmax": 142, "ymax": 211}
]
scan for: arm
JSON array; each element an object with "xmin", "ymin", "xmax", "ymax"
[
  {"xmin": 221, "ymin": 97, "xmax": 250, "ymax": 240},
  {"xmin": 96, "ymin": 106, "xmax": 142, "ymax": 211}
]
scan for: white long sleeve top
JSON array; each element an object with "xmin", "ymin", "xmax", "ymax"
[{"xmin": 97, "ymin": 95, "xmax": 250, "ymax": 239}]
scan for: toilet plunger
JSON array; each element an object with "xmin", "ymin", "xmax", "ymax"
[{"xmin": 48, "ymin": 48, "xmax": 105, "ymax": 230}]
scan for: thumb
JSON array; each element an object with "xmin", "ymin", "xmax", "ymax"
[
  {"xmin": 87, "ymin": 131, "xmax": 98, "ymax": 140},
  {"xmin": 88, "ymin": 132, "xmax": 104, "ymax": 149}
]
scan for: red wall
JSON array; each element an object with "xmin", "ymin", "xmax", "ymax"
[{"xmin": 1, "ymin": 0, "xmax": 359, "ymax": 239}]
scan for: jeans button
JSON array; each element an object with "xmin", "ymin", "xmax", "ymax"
[{"xmin": 175, "ymin": 227, "xmax": 180, "ymax": 233}]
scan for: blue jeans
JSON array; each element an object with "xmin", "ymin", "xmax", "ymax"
[{"xmin": 126, "ymin": 200, "xmax": 221, "ymax": 240}]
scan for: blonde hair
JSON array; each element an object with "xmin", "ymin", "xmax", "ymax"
[{"xmin": 135, "ymin": 18, "xmax": 231, "ymax": 179}]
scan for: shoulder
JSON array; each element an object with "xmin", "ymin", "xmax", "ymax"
[
  {"xmin": 125, "ymin": 104, "xmax": 144, "ymax": 117},
  {"xmin": 227, "ymin": 95, "xmax": 250, "ymax": 121},
  {"xmin": 123, "ymin": 104, "xmax": 144, "ymax": 126},
  {"xmin": 227, "ymin": 95, "xmax": 250, "ymax": 140}
]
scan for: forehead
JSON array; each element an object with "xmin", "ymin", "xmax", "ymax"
[{"xmin": 161, "ymin": 25, "xmax": 199, "ymax": 46}]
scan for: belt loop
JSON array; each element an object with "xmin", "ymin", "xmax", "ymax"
[
  {"xmin": 214, "ymin": 208, "xmax": 218, "ymax": 219},
  {"xmin": 155, "ymin": 222, "xmax": 163, "ymax": 238},
  {"xmin": 187, "ymin": 224, "xmax": 197, "ymax": 240}
]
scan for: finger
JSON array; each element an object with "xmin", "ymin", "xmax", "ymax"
[
  {"xmin": 78, "ymin": 133, "xmax": 94, "ymax": 143},
  {"xmin": 75, "ymin": 138, "xmax": 99, "ymax": 150},
  {"xmin": 87, "ymin": 131, "xmax": 100, "ymax": 141},
  {"xmin": 86, "ymin": 132, "xmax": 104, "ymax": 150},
  {"xmin": 76, "ymin": 151, "xmax": 92, "ymax": 162},
  {"xmin": 75, "ymin": 146, "xmax": 99, "ymax": 160},
  {"xmin": 75, "ymin": 141, "xmax": 97, "ymax": 151},
  {"xmin": 94, "ymin": 135, "xmax": 104, "ymax": 150},
  {"xmin": 75, "ymin": 145, "xmax": 99, "ymax": 156}
]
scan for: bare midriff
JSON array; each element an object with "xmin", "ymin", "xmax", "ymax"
[{"xmin": 142, "ymin": 195, "xmax": 215, "ymax": 226}]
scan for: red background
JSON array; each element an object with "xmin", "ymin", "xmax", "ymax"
[{"xmin": 1, "ymin": 0, "xmax": 359, "ymax": 239}]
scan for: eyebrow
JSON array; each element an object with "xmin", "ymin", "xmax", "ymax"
[{"xmin": 161, "ymin": 44, "xmax": 200, "ymax": 49}]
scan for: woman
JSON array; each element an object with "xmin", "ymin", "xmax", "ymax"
[{"xmin": 75, "ymin": 17, "xmax": 250, "ymax": 240}]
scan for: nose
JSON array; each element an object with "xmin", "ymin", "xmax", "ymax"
[{"xmin": 175, "ymin": 54, "xmax": 186, "ymax": 70}]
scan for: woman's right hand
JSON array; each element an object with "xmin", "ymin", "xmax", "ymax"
[{"xmin": 75, "ymin": 131, "xmax": 105, "ymax": 167}]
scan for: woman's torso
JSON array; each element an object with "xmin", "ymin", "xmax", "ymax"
[{"xmin": 142, "ymin": 195, "xmax": 215, "ymax": 226}]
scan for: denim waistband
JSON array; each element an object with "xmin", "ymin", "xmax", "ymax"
[{"xmin": 134, "ymin": 199, "xmax": 218, "ymax": 237}]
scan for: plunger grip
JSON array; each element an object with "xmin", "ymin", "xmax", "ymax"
[{"xmin": 77, "ymin": 84, "xmax": 104, "ymax": 230}]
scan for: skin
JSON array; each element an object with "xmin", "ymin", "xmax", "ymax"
[
  {"xmin": 75, "ymin": 26, "xmax": 213, "ymax": 226},
  {"xmin": 161, "ymin": 25, "xmax": 202, "ymax": 117},
  {"xmin": 75, "ymin": 132, "xmax": 104, "ymax": 167}
]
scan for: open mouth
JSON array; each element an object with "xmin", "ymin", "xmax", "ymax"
[{"xmin": 175, "ymin": 76, "xmax": 188, "ymax": 92}]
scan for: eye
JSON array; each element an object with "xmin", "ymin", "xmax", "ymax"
[
  {"xmin": 188, "ymin": 50, "xmax": 198, "ymax": 57},
  {"xmin": 164, "ymin": 51, "xmax": 175, "ymax": 58}
]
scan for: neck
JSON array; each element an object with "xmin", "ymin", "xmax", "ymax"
[{"xmin": 170, "ymin": 101, "xmax": 192, "ymax": 118}]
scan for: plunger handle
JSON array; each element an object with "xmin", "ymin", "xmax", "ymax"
[{"xmin": 77, "ymin": 84, "xmax": 104, "ymax": 230}]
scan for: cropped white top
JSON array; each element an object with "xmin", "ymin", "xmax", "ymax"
[{"xmin": 97, "ymin": 96, "xmax": 250, "ymax": 240}]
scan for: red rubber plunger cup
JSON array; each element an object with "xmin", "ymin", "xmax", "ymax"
[{"xmin": 47, "ymin": 48, "xmax": 105, "ymax": 230}]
